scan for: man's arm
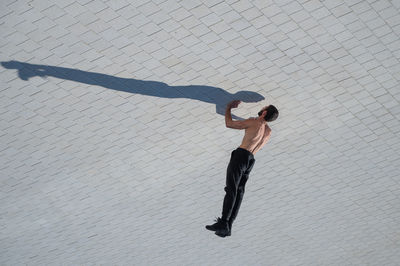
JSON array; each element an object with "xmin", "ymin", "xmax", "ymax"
[{"xmin": 225, "ymin": 100, "xmax": 253, "ymax": 129}]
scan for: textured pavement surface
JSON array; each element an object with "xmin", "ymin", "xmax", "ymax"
[{"xmin": 1, "ymin": 0, "xmax": 400, "ymax": 265}]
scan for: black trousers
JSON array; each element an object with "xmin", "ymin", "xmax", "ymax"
[{"xmin": 221, "ymin": 147, "xmax": 255, "ymax": 225}]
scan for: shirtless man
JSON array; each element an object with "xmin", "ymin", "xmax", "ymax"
[{"xmin": 206, "ymin": 100, "xmax": 279, "ymax": 237}]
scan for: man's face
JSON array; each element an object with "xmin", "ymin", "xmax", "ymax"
[{"xmin": 258, "ymin": 106, "xmax": 268, "ymax": 117}]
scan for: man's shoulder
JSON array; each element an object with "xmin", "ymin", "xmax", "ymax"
[
  {"xmin": 246, "ymin": 118, "xmax": 268, "ymax": 130},
  {"xmin": 247, "ymin": 117, "xmax": 259, "ymax": 125}
]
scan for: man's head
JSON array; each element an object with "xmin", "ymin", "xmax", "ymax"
[{"xmin": 258, "ymin": 105, "xmax": 279, "ymax": 122}]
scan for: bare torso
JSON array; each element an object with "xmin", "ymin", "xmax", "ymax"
[{"xmin": 239, "ymin": 118, "xmax": 271, "ymax": 155}]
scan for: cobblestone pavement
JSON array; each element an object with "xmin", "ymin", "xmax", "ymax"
[{"xmin": 1, "ymin": 0, "xmax": 399, "ymax": 265}]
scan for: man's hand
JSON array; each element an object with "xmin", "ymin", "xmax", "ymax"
[
  {"xmin": 225, "ymin": 100, "xmax": 251, "ymax": 129},
  {"xmin": 228, "ymin": 100, "xmax": 241, "ymax": 109}
]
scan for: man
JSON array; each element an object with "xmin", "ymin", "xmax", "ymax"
[{"xmin": 206, "ymin": 100, "xmax": 279, "ymax": 237}]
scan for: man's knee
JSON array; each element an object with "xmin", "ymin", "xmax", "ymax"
[
  {"xmin": 237, "ymin": 186, "xmax": 245, "ymax": 195},
  {"xmin": 224, "ymin": 186, "xmax": 237, "ymax": 197}
]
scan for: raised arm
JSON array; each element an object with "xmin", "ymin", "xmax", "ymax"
[{"xmin": 225, "ymin": 100, "xmax": 253, "ymax": 129}]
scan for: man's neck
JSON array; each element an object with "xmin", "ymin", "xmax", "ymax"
[{"xmin": 257, "ymin": 117, "xmax": 267, "ymax": 124}]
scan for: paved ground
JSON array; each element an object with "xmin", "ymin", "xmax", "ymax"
[{"xmin": 1, "ymin": 0, "xmax": 400, "ymax": 265}]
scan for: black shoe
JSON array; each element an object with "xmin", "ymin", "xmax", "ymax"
[
  {"xmin": 205, "ymin": 217, "xmax": 228, "ymax": 232},
  {"xmin": 216, "ymin": 221, "xmax": 233, "ymax": 237},
  {"xmin": 215, "ymin": 223, "xmax": 231, "ymax": 237},
  {"xmin": 214, "ymin": 220, "xmax": 230, "ymax": 237},
  {"xmin": 227, "ymin": 223, "xmax": 232, "ymax": 236}
]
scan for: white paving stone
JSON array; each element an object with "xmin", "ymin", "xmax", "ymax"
[{"xmin": 1, "ymin": 0, "xmax": 399, "ymax": 265}]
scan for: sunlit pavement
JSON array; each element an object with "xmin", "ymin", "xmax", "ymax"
[{"xmin": 1, "ymin": 0, "xmax": 399, "ymax": 265}]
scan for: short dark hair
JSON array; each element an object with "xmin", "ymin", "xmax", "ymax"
[{"xmin": 261, "ymin": 105, "xmax": 279, "ymax": 122}]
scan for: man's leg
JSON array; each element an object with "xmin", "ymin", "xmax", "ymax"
[
  {"xmin": 228, "ymin": 174, "xmax": 249, "ymax": 227},
  {"xmin": 228, "ymin": 158, "xmax": 255, "ymax": 228},
  {"xmin": 206, "ymin": 150, "xmax": 248, "ymax": 237},
  {"xmin": 206, "ymin": 150, "xmax": 243, "ymax": 235},
  {"xmin": 221, "ymin": 152, "xmax": 246, "ymax": 222}
]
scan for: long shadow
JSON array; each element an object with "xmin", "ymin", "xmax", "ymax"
[{"xmin": 1, "ymin": 60, "xmax": 265, "ymax": 119}]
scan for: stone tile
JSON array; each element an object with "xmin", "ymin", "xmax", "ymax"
[{"xmin": 0, "ymin": 0, "xmax": 400, "ymax": 265}]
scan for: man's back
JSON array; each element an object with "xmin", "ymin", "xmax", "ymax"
[{"xmin": 239, "ymin": 118, "xmax": 271, "ymax": 155}]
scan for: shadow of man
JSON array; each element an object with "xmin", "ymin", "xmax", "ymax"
[{"xmin": 1, "ymin": 60, "xmax": 265, "ymax": 119}]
